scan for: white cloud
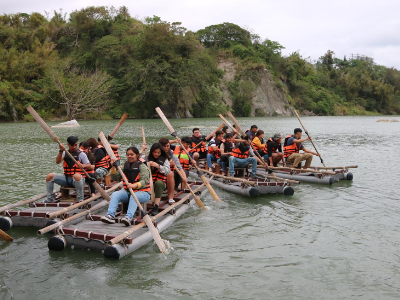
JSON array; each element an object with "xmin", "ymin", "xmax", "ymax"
[{"xmin": 2, "ymin": 0, "xmax": 400, "ymax": 68}]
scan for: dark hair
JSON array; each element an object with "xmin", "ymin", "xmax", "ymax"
[
  {"xmin": 181, "ymin": 136, "xmax": 192, "ymax": 144},
  {"xmin": 222, "ymin": 126, "xmax": 229, "ymax": 133},
  {"xmin": 126, "ymin": 146, "xmax": 139, "ymax": 155},
  {"xmin": 225, "ymin": 133, "xmax": 233, "ymax": 139},
  {"xmin": 294, "ymin": 128, "xmax": 302, "ymax": 134},
  {"xmin": 256, "ymin": 130, "xmax": 264, "ymax": 136},
  {"xmin": 79, "ymin": 141, "xmax": 89, "ymax": 149},
  {"xmin": 215, "ymin": 130, "xmax": 224, "ymax": 137},
  {"xmin": 148, "ymin": 143, "xmax": 168, "ymax": 161},
  {"xmin": 159, "ymin": 138, "xmax": 170, "ymax": 146},
  {"xmin": 87, "ymin": 138, "xmax": 98, "ymax": 149},
  {"xmin": 192, "ymin": 127, "xmax": 200, "ymax": 133},
  {"xmin": 243, "ymin": 135, "xmax": 250, "ymax": 141},
  {"xmin": 251, "ymin": 125, "xmax": 258, "ymax": 129}
]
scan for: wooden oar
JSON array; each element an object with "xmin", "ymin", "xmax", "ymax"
[
  {"xmin": 26, "ymin": 106, "xmax": 111, "ymax": 201},
  {"xmin": 0, "ymin": 192, "xmax": 48, "ymax": 214},
  {"xmin": 107, "ymin": 180, "xmax": 208, "ymax": 246},
  {"xmin": 38, "ymin": 200, "xmax": 110, "ymax": 235},
  {"xmin": 0, "ymin": 229, "xmax": 13, "ymax": 242},
  {"xmin": 192, "ymin": 123, "xmax": 226, "ymax": 150},
  {"xmin": 45, "ymin": 182, "xmax": 123, "ymax": 219},
  {"xmin": 109, "ymin": 113, "xmax": 128, "ymax": 139},
  {"xmin": 293, "ymin": 109, "xmax": 326, "ymax": 167},
  {"xmin": 155, "ymin": 107, "xmax": 221, "ymax": 202},
  {"xmin": 141, "ymin": 127, "xmax": 155, "ymax": 202},
  {"xmin": 197, "ymin": 168, "xmax": 256, "ymax": 186},
  {"xmin": 99, "ymin": 131, "xmax": 166, "ymax": 253}
]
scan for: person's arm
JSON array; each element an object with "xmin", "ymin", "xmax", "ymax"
[
  {"xmin": 110, "ymin": 143, "xmax": 119, "ymax": 150},
  {"xmin": 150, "ymin": 159, "xmax": 170, "ymax": 175},
  {"xmin": 77, "ymin": 152, "xmax": 91, "ymax": 169},
  {"xmin": 292, "ymin": 137, "xmax": 309, "ymax": 143},
  {"xmin": 128, "ymin": 163, "xmax": 150, "ymax": 190},
  {"xmin": 171, "ymin": 154, "xmax": 182, "ymax": 170},
  {"xmin": 302, "ymin": 147, "xmax": 319, "ymax": 156},
  {"xmin": 56, "ymin": 144, "xmax": 65, "ymax": 164}
]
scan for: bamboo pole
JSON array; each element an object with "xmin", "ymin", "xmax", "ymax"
[
  {"xmin": 45, "ymin": 182, "xmax": 123, "ymax": 219},
  {"xmin": 310, "ymin": 165, "xmax": 358, "ymax": 170},
  {"xmin": 255, "ymin": 172, "xmax": 300, "ymax": 184},
  {"xmin": 99, "ymin": 131, "xmax": 166, "ymax": 253},
  {"xmin": 0, "ymin": 192, "xmax": 48, "ymax": 214},
  {"xmin": 141, "ymin": 127, "xmax": 154, "ymax": 202},
  {"xmin": 109, "ymin": 113, "xmax": 128, "ymax": 139},
  {"xmin": 26, "ymin": 106, "xmax": 111, "ymax": 201},
  {"xmin": 38, "ymin": 200, "xmax": 110, "ymax": 235},
  {"xmin": 107, "ymin": 181, "xmax": 208, "ymax": 246},
  {"xmin": 266, "ymin": 166, "xmax": 335, "ymax": 175},
  {"xmin": 198, "ymin": 168, "xmax": 256, "ymax": 186},
  {"xmin": 155, "ymin": 107, "xmax": 222, "ymax": 202},
  {"xmin": 0, "ymin": 229, "xmax": 13, "ymax": 242},
  {"xmin": 293, "ymin": 109, "xmax": 326, "ymax": 167}
]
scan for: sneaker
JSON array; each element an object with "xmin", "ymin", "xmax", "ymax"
[
  {"xmin": 250, "ymin": 174, "xmax": 257, "ymax": 179},
  {"xmin": 101, "ymin": 214, "xmax": 115, "ymax": 224},
  {"xmin": 168, "ymin": 199, "xmax": 175, "ymax": 205},
  {"xmin": 150, "ymin": 206, "xmax": 159, "ymax": 216},
  {"xmin": 120, "ymin": 216, "xmax": 132, "ymax": 226}
]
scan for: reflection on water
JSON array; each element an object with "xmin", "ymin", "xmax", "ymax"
[{"xmin": 0, "ymin": 116, "xmax": 399, "ymax": 299}]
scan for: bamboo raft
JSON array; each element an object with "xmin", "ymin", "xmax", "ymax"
[
  {"xmin": 0, "ymin": 182, "xmax": 122, "ymax": 232},
  {"xmin": 44, "ymin": 181, "xmax": 208, "ymax": 259},
  {"xmin": 256, "ymin": 165, "xmax": 357, "ymax": 185}
]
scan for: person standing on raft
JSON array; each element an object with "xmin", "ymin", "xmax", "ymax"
[
  {"xmin": 283, "ymin": 128, "xmax": 320, "ymax": 169},
  {"xmin": 101, "ymin": 146, "xmax": 151, "ymax": 226},
  {"xmin": 45, "ymin": 136, "xmax": 90, "ymax": 203}
]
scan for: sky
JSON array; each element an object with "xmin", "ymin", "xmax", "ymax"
[{"xmin": 2, "ymin": 0, "xmax": 400, "ymax": 69}]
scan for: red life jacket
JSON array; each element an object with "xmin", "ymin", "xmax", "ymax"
[
  {"xmin": 63, "ymin": 150, "xmax": 86, "ymax": 177},
  {"xmin": 123, "ymin": 160, "xmax": 151, "ymax": 192},
  {"xmin": 94, "ymin": 145, "xmax": 111, "ymax": 170},
  {"xmin": 283, "ymin": 135, "xmax": 300, "ymax": 158},
  {"xmin": 174, "ymin": 146, "xmax": 190, "ymax": 170},
  {"xmin": 207, "ymin": 138, "xmax": 222, "ymax": 158},
  {"xmin": 190, "ymin": 135, "xmax": 207, "ymax": 153},
  {"xmin": 231, "ymin": 144, "xmax": 250, "ymax": 159},
  {"xmin": 150, "ymin": 155, "xmax": 168, "ymax": 183}
]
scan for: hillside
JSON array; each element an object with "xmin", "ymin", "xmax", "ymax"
[{"xmin": 0, "ymin": 7, "xmax": 399, "ymax": 121}]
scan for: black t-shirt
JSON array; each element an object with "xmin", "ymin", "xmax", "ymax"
[
  {"xmin": 266, "ymin": 140, "xmax": 282, "ymax": 156},
  {"xmin": 93, "ymin": 147, "xmax": 106, "ymax": 163}
]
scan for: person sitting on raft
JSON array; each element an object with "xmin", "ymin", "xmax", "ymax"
[
  {"xmin": 45, "ymin": 136, "xmax": 91, "ymax": 203},
  {"xmin": 263, "ymin": 133, "xmax": 285, "ymax": 167},
  {"xmin": 245, "ymin": 125, "xmax": 258, "ymax": 141},
  {"xmin": 228, "ymin": 136, "xmax": 264, "ymax": 179},
  {"xmin": 101, "ymin": 146, "xmax": 151, "ymax": 226},
  {"xmin": 147, "ymin": 143, "xmax": 171, "ymax": 215},
  {"xmin": 206, "ymin": 130, "xmax": 224, "ymax": 172},
  {"xmin": 173, "ymin": 136, "xmax": 193, "ymax": 190},
  {"xmin": 190, "ymin": 128, "xmax": 208, "ymax": 163},
  {"xmin": 218, "ymin": 133, "xmax": 235, "ymax": 176},
  {"xmin": 159, "ymin": 138, "xmax": 187, "ymax": 204},
  {"xmin": 87, "ymin": 137, "xmax": 111, "ymax": 185},
  {"xmin": 79, "ymin": 141, "xmax": 96, "ymax": 197},
  {"xmin": 283, "ymin": 128, "xmax": 320, "ymax": 169},
  {"xmin": 252, "ymin": 130, "xmax": 266, "ymax": 156}
]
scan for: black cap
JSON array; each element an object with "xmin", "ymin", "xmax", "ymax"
[
  {"xmin": 67, "ymin": 136, "xmax": 79, "ymax": 145},
  {"xmin": 251, "ymin": 125, "xmax": 258, "ymax": 129}
]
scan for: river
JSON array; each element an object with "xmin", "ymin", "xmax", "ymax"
[{"xmin": 0, "ymin": 116, "xmax": 399, "ymax": 300}]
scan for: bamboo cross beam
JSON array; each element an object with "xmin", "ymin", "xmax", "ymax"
[
  {"xmin": 109, "ymin": 113, "xmax": 128, "ymax": 139},
  {"xmin": 155, "ymin": 107, "xmax": 221, "ymax": 202},
  {"xmin": 197, "ymin": 168, "xmax": 256, "ymax": 186},
  {"xmin": 0, "ymin": 192, "xmax": 48, "ymax": 214},
  {"xmin": 293, "ymin": 109, "xmax": 326, "ymax": 167},
  {"xmin": 310, "ymin": 165, "xmax": 358, "ymax": 170},
  {"xmin": 265, "ymin": 166, "xmax": 335, "ymax": 175},
  {"xmin": 99, "ymin": 131, "xmax": 166, "ymax": 253},
  {"xmin": 255, "ymin": 172, "xmax": 300, "ymax": 184},
  {"xmin": 45, "ymin": 182, "xmax": 123, "ymax": 219},
  {"xmin": 107, "ymin": 181, "xmax": 208, "ymax": 246}
]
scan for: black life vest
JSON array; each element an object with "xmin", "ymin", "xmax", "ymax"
[
  {"xmin": 150, "ymin": 155, "xmax": 168, "ymax": 183},
  {"xmin": 123, "ymin": 160, "xmax": 151, "ymax": 192},
  {"xmin": 94, "ymin": 145, "xmax": 111, "ymax": 170},
  {"xmin": 219, "ymin": 141, "xmax": 234, "ymax": 162},
  {"xmin": 190, "ymin": 135, "xmax": 207, "ymax": 153}
]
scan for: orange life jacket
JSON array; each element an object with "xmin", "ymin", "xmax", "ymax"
[
  {"xmin": 263, "ymin": 138, "xmax": 279, "ymax": 154},
  {"xmin": 231, "ymin": 144, "xmax": 250, "ymax": 159},
  {"xmin": 283, "ymin": 135, "xmax": 300, "ymax": 158},
  {"xmin": 94, "ymin": 145, "xmax": 111, "ymax": 170},
  {"xmin": 63, "ymin": 150, "xmax": 86, "ymax": 177},
  {"xmin": 252, "ymin": 136, "xmax": 264, "ymax": 150},
  {"xmin": 85, "ymin": 151, "xmax": 95, "ymax": 175},
  {"xmin": 190, "ymin": 135, "xmax": 207, "ymax": 153},
  {"xmin": 174, "ymin": 146, "xmax": 190, "ymax": 170},
  {"xmin": 207, "ymin": 138, "xmax": 222, "ymax": 158},
  {"xmin": 150, "ymin": 155, "xmax": 168, "ymax": 183},
  {"xmin": 113, "ymin": 149, "xmax": 120, "ymax": 161},
  {"xmin": 123, "ymin": 160, "xmax": 151, "ymax": 192}
]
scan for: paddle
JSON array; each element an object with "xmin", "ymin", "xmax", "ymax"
[
  {"xmin": 155, "ymin": 107, "xmax": 221, "ymax": 202},
  {"xmin": 197, "ymin": 168, "xmax": 256, "ymax": 186},
  {"xmin": 0, "ymin": 229, "xmax": 13, "ymax": 242},
  {"xmin": 26, "ymin": 106, "xmax": 111, "ymax": 201},
  {"xmin": 98, "ymin": 131, "xmax": 166, "ymax": 253},
  {"xmin": 141, "ymin": 127, "xmax": 155, "ymax": 202},
  {"xmin": 293, "ymin": 109, "xmax": 326, "ymax": 167},
  {"xmin": 109, "ymin": 113, "xmax": 128, "ymax": 139}
]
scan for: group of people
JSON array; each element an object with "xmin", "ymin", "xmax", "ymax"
[{"xmin": 45, "ymin": 124, "xmax": 320, "ymax": 227}]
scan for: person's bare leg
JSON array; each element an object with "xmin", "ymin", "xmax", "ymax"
[{"xmin": 166, "ymin": 172, "xmax": 175, "ymax": 199}]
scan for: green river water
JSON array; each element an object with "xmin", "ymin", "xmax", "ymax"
[{"xmin": 0, "ymin": 116, "xmax": 399, "ymax": 300}]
